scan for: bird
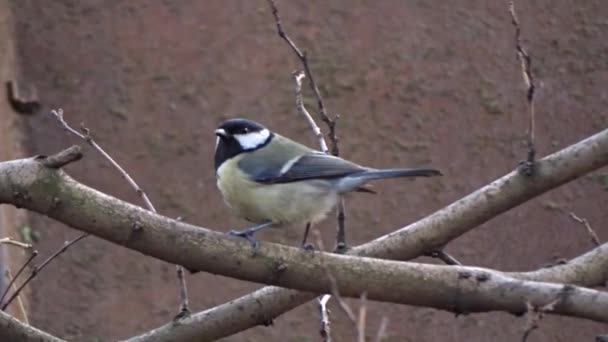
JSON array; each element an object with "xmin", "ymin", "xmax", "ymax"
[{"xmin": 214, "ymin": 118, "xmax": 441, "ymax": 250}]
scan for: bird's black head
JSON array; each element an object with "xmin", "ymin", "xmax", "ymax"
[{"xmin": 214, "ymin": 118, "xmax": 274, "ymax": 171}]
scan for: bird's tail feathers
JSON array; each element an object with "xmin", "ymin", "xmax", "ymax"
[
  {"xmin": 357, "ymin": 168, "xmax": 442, "ymax": 181},
  {"xmin": 336, "ymin": 168, "xmax": 441, "ymax": 193}
]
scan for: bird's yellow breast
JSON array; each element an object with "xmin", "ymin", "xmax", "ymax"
[{"xmin": 216, "ymin": 155, "xmax": 337, "ymax": 226}]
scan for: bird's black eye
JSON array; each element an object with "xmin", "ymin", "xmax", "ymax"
[{"xmin": 240, "ymin": 128, "xmax": 249, "ymax": 134}]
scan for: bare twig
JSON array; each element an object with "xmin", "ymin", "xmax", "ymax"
[
  {"xmin": 51, "ymin": 109, "xmax": 157, "ymax": 211},
  {"xmin": 2, "ymin": 233, "xmax": 88, "ymax": 310},
  {"xmin": 335, "ymin": 199, "xmax": 347, "ymax": 252},
  {"xmin": 318, "ymin": 294, "xmax": 331, "ymax": 342},
  {"xmin": 357, "ymin": 292, "xmax": 367, "ymax": 342},
  {"xmin": 568, "ymin": 212, "xmax": 601, "ymax": 247},
  {"xmin": 313, "ymin": 229, "xmax": 367, "ymax": 342},
  {"xmin": 50, "ymin": 109, "xmax": 190, "ymax": 317},
  {"xmin": 3, "ymin": 268, "xmax": 29, "ymax": 324},
  {"xmin": 313, "ymin": 230, "xmax": 357, "ymax": 327},
  {"xmin": 521, "ymin": 299, "xmax": 559, "ymax": 342},
  {"xmin": 268, "ymin": 0, "xmax": 348, "ymax": 251},
  {"xmin": 0, "ymin": 251, "xmax": 37, "ymax": 309},
  {"xmin": 0, "ymin": 237, "xmax": 32, "ymax": 249},
  {"xmin": 293, "ymin": 71, "xmax": 329, "ymax": 153},
  {"xmin": 267, "ymin": 0, "xmax": 339, "ymax": 155},
  {"xmin": 374, "ymin": 317, "xmax": 389, "ymax": 342},
  {"xmin": 509, "ymin": 1, "xmax": 537, "ymax": 175},
  {"xmin": 426, "ymin": 250, "xmax": 462, "ymax": 265}
]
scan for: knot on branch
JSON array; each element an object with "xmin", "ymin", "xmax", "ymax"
[{"xmin": 35, "ymin": 145, "xmax": 83, "ymax": 169}]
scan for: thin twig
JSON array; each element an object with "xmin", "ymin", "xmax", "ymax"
[
  {"xmin": 50, "ymin": 109, "xmax": 190, "ymax": 317},
  {"xmin": 318, "ymin": 294, "xmax": 332, "ymax": 342},
  {"xmin": 357, "ymin": 292, "xmax": 367, "ymax": 342},
  {"xmin": 51, "ymin": 109, "xmax": 157, "ymax": 211},
  {"xmin": 293, "ymin": 71, "xmax": 329, "ymax": 154},
  {"xmin": 313, "ymin": 230, "xmax": 357, "ymax": 326},
  {"xmin": 0, "ymin": 237, "xmax": 32, "ymax": 249},
  {"xmin": 426, "ymin": 250, "xmax": 462, "ymax": 265},
  {"xmin": 268, "ymin": 0, "xmax": 348, "ymax": 250},
  {"xmin": 568, "ymin": 212, "xmax": 601, "ymax": 247},
  {"xmin": 374, "ymin": 317, "xmax": 389, "ymax": 342},
  {"xmin": 0, "ymin": 250, "xmax": 38, "ymax": 315},
  {"xmin": 509, "ymin": 1, "xmax": 537, "ymax": 175},
  {"xmin": 0, "ymin": 251, "xmax": 37, "ymax": 306},
  {"xmin": 2, "ymin": 233, "xmax": 88, "ymax": 310},
  {"xmin": 335, "ymin": 199, "xmax": 347, "ymax": 252},
  {"xmin": 267, "ymin": 0, "xmax": 339, "ymax": 156},
  {"xmin": 521, "ymin": 299, "xmax": 559, "ymax": 342},
  {"xmin": 3, "ymin": 268, "xmax": 29, "ymax": 324}
]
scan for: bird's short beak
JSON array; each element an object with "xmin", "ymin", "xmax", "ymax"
[{"xmin": 215, "ymin": 128, "xmax": 227, "ymax": 137}]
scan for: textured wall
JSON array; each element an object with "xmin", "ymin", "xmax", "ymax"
[{"xmin": 6, "ymin": 1, "xmax": 608, "ymax": 341}]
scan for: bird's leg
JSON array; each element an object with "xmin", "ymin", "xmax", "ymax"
[
  {"xmin": 301, "ymin": 222, "xmax": 315, "ymax": 251},
  {"xmin": 228, "ymin": 221, "xmax": 274, "ymax": 250}
]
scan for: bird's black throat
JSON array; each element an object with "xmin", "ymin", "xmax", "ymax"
[{"xmin": 214, "ymin": 132, "xmax": 274, "ymax": 172}]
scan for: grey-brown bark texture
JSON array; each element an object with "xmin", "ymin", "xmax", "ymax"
[{"xmin": 0, "ymin": 123, "xmax": 606, "ymax": 340}]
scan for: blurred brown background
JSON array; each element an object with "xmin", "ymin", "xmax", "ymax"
[{"xmin": 1, "ymin": 0, "xmax": 607, "ymax": 341}]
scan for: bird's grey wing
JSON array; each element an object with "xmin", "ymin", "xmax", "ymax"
[{"xmin": 251, "ymin": 152, "xmax": 368, "ymax": 184}]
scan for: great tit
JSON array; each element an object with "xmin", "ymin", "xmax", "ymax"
[{"xmin": 214, "ymin": 118, "xmax": 441, "ymax": 249}]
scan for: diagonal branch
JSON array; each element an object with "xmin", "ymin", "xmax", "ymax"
[
  {"xmin": 5, "ymin": 155, "xmax": 606, "ymax": 324},
  {"xmin": 125, "ymin": 126, "xmax": 608, "ymax": 340},
  {"xmin": 0, "ymin": 310, "xmax": 64, "ymax": 342}
]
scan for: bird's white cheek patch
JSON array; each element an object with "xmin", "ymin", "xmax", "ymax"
[{"xmin": 234, "ymin": 129, "xmax": 270, "ymax": 149}]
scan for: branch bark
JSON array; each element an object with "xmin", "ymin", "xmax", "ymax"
[
  {"xmin": 0, "ymin": 310, "xmax": 64, "ymax": 342},
  {"xmin": 3, "ymin": 152, "xmax": 607, "ymax": 323},
  {"xmin": 126, "ymin": 126, "xmax": 608, "ymax": 340},
  {"xmin": 0, "ymin": 128, "xmax": 607, "ymax": 340}
]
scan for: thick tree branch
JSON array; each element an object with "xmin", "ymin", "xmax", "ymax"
[
  {"xmin": 0, "ymin": 310, "xmax": 64, "ymax": 342},
  {"xmin": 0, "ymin": 128, "xmax": 606, "ymax": 340},
  {"xmin": 126, "ymin": 126, "xmax": 608, "ymax": 340},
  {"xmin": 510, "ymin": 242, "xmax": 608, "ymax": 286},
  {"xmin": 3, "ymin": 153, "xmax": 607, "ymax": 323}
]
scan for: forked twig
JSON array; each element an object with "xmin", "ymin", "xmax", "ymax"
[
  {"xmin": 50, "ymin": 109, "xmax": 190, "ymax": 318},
  {"xmin": 521, "ymin": 299, "xmax": 559, "ymax": 342},
  {"xmin": 268, "ymin": 0, "xmax": 348, "ymax": 252},
  {"xmin": 1, "ymin": 233, "xmax": 88, "ymax": 310},
  {"xmin": 0, "ymin": 237, "xmax": 34, "ymax": 316},
  {"xmin": 313, "ymin": 230, "xmax": 358, "ymax": 328},
  {"xmin": 0, "ymin": 250, "xmax": 37, "ymax": 310},
  {"xmin": 568, "ymin": 212, "xmax": 601, "ymax": 247},
  {"xmin": 318, "ymin": 294, "xmax": 332, "ymax": 342},
  {"xmin": 293, "ymin": 71, "xmax": 329, "ymax": 154},
  {"xmin": 509, "ymin": 1, "xmax": 537, "ymax": 175},
  {"xmin": 267, "ymin": 0, "xmax": 339, "ymax": 156},
  {"xmin": 3, "ymin": 268, "xmax": 30, "ymax": 324}
]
